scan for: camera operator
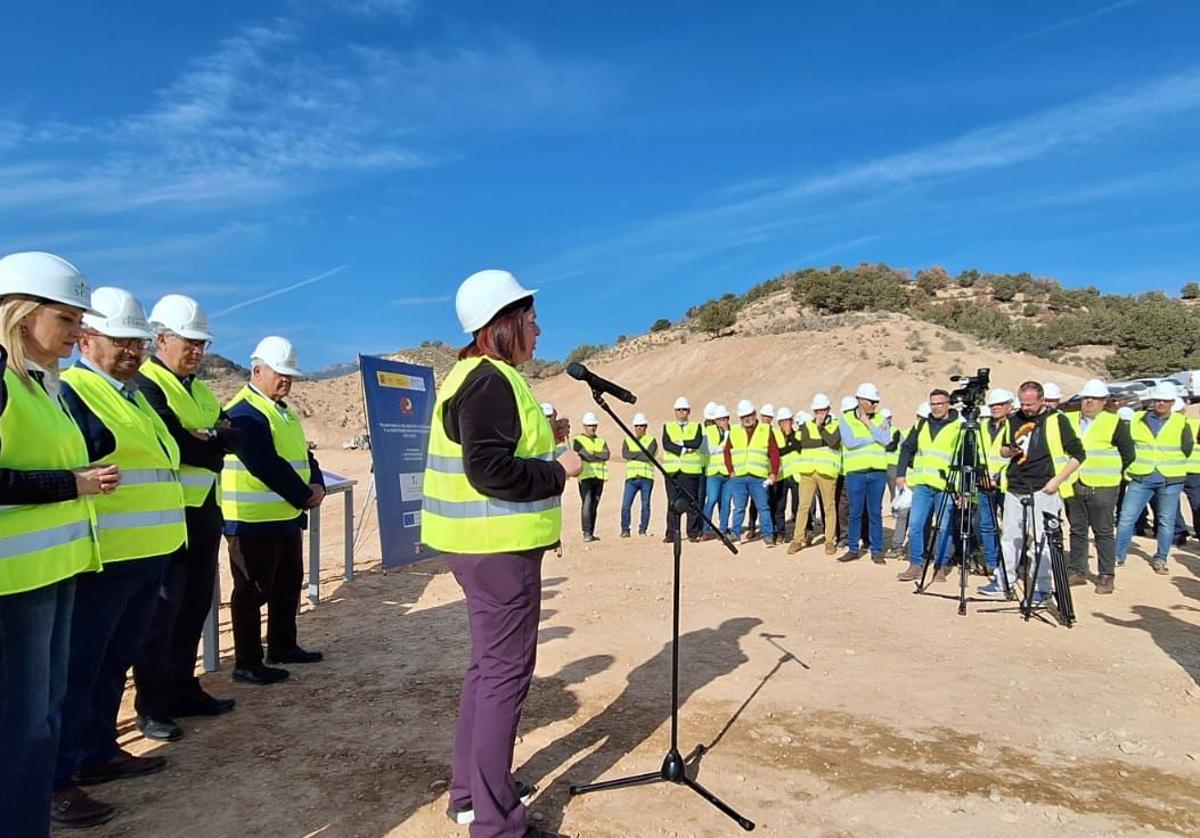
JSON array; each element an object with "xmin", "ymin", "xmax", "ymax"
[
  {"xmin": 894, "ymin": 390, "xmax": 959, "ymax": 582},
  {"xmin": 976, "ymin": 381, "xmax": 1084, "ymax": 603}
]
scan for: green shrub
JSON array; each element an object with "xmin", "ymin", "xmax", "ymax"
[
  {"xmin": 650, "ymin": 318, "xmax": 672, "ymax": 332},
  {"xmin": 564, "ymin": 343, "xmax": 604, "ymax": 366}
]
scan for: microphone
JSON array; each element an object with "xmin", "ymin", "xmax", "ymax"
[{"xmin": 566, "ymin": 362, "xmax": 638, "ymax": 405}]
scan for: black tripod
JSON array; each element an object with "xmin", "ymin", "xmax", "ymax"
[
  {"xmin": 568, "ymin": 390, "xmax": 755, "ymax": 832},
  {"xmin": 1015, "ymin": 497, "xmax": 1076, "ymax": 626},
  {"xmin": 914, "ymin": 407, "xmax": 1012, "ymax": 614}
]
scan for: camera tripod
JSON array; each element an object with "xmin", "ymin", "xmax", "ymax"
[{"xmin": 1014, "ymin": 495, "xmax": 1076, "ymax": 626}]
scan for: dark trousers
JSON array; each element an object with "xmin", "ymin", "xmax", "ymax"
[
  {"xmin": 55, "ymin": 556, "xmax": 169, "ymax": 789},
  {"xmin": 577, "ymin": 478, "xmax": 604, "ymax": 538},
  {"xmin": 665, "ymin": 472, "xmax": 703, "ymax": 538},
  {"xmin": 772, "ymin": 477, "xmax": 799, "ymax": 537},
  {"xmin": 446, "ymin": 551, "xmax": 542, "ymax": 838},
  {"xmin": 835, "ymin": 476, "xmax": 850, "ymax": 541},
  {"xmin": 1065, "ymin": 485, "xmax": 1119, "ymax": 576},
  {"xmin": 135, "ymin": 501, "xmax": 222, "ymax": 716},
  {"xmin": 227, "ymin": 530, "xmax": 303, "ymax": 667},
  {"xmin": 0, "ymin": 578, "xmax": 74, "ymax": 836}
]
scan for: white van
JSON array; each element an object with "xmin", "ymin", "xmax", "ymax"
[{"xmin": 1168, "ymin": 370, "xmax": 1200, "ymax": 398}]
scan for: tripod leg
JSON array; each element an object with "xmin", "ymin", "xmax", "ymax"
[
  {"xmin": 570, "ymin": 770, "xmax": 664, "ymax": 796},
  {"xmin": 1023, "ymin": 504, "xmax": 1046, "ymax": 619},
  {"xmin": 683, "ymin": 776, "xmax": 756, "ymax": 831}
]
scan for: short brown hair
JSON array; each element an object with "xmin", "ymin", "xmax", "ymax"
[
  {"xmin": 458, "ymin": 296, "xmax": 534, "ymax": 365},
  {"xmin": 1018, "ymin": 381, "xmax": 1044, "ymax": 397}
]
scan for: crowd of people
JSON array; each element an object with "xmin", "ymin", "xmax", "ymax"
[
  {"xmin": 0, "ymin": 251, "xmax": 327, "ymax": 834},
  {"xmin": 551, "ymin": 376, "xmax": 1197, "ymax": 602}
]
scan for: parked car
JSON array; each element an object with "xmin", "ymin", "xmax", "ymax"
[{"xmin": 1168, "ymin": 370, "xmax": 1200, "ymax": 398}]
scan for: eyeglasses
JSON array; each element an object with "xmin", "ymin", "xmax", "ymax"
[
  {"xmin": 167, "ymin": 333, "xmax": 211, "ymax": 351},
  {"xmin": 88, "ymin": 332, "xmax": 149, "ymax": 351}
]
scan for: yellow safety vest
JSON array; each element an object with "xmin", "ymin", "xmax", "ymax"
[
  {"xmin": 729, "ymin": 423, "xmax": 771, "ymax": 478},
  {"xmin": 841, "ymin": 413, "xmax": 888, "ymax": 473},
  {"xmin": 624, "ymin": 434, "xmax": 655, "ymax": 481},
  {"xmin": 704, "ymin": 425, "xmax": 730, "ymax": 477},
  {"xmin": 0, "ymin": 365, "xmax": 99, "ymax": 594},
  {"xmin": 1190, "ymin": 418, "xmax": 1200, "ymax": 475},
  {"xmin": 60, "ymin": 367, "xmax": 186, "ymax": 564},
  {"xmin": 907, "ymin": 418, "xmax": 962, "ymax": 491},
  {"xmin": 1067, "ymin": 412, "xmax": 1122, "ymax": 489},
  {"xmin": 421, "ymin": 357, "xmax": 561, "ymax": 554},
  {"xmin": 779, "ymin": 429, "xmax": 802, "ymax": 480},
  {"xmin": 663, "ymin": 422, "xmax": 704, "ymax": 475},
  {"xmin": 220, "ymin": 385, "xmax": 311, "ymax": 524},
  {"xmin": 138, "ymin": 359, "xmax": 222, "ymax": 507},
  {"xmin": 797, "ymin": 420, "xmax": 840, "ymax": 478},
  {"xmin": 1127, "ymin": 411, "xmax": 1189, "ymax": 480},
  {"xmin": 575, "ymin": 434, "xmax": 609, "ymax": 481}
]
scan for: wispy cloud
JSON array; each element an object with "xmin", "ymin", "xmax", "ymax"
[
  {"xmin": 323, "ymin": 0, "xmax": 417, "ymax": 19},
  {"xmin": 996, "ymin": 0, "xmax": 1146, "ymax": 48},
  {"xmin": 210, "ymin": 265, "xmax": 348, "ymax": 317},
  {"xmin": 388, "ymin": 294, "xmax": 452, "ymax": 307}
]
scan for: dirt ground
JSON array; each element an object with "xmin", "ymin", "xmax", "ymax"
[{"xmin": 89, "ymin": 447, "xmax": 1200, "ymax": 837}]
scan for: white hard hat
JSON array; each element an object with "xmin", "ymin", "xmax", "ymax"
[
  {"xmin": 776, "ymin": 407, "xmax": 794, "ymax": 422},
  {"xmin": 455, "ymin": 269, "xmax": 536, "ymax": 334},
  {"xmin": 540, "ymin": 402, "xmax": 554, "ymax": 417},
  {"xmin": 881, "ymin": 408, "xmax": 893, "ymax": 420},
  {"xmin": 1117, "ymin": 406, "xmax": 1135, "ymax": 421},
  {"xmin": 796, "ymin": 410, "xmax": 813, "ymax": 423},
  {"xmin": 0, "ymin": 251, "xmax": 98, "ymax": 313},
  {"xmin": 251, "ymin": 336, "xmax": 301, "ymax": 376},
  {"xmin": 759, "ymin": 403, "xmax": 775, "ymax": 417},
  {"xmin": 673, "ymin": 396, "xmax": 691, "ymax": 411},
  {"xmin": 702, "ymin": 400, "xmax": 717, "ymax": 420},
  {"xmin": 855, "ymin": 382, "xmax": 881, "ymax": 402},
  {"xmin": 986, "ymin": 387, "xmax": 1013, "ymax": 406},
  {"xmin": 1043, "ymin": 382, "xmax": 1062, "ymax": 400},
  {"xmin": 1174, "ymin": 397, "xmax": 1186, "ymax": 413},
  {"xmin": 148, "ymin": 294, "xmax": 214, "ymax": 341},
  {"xmin": 1078, "ymin": 379, "xmax": 1109, "ymax": 399},
  {"xmin": 632, "ymin": 412, "xmax": 648, "ymax": 426},
  {"xmin": 582, "ymin": 411, "xmax": 598, "ymax": 426},
  {"xmin": 1149, "ymin": 381, "xmax": 1178, "ymax": 401},
  {"xmin": 736, "ymin": 399, "xmax": 756, "ymax": 417},
  {"xmin": 810, "ymin": 393, "xmax": 832, "ymax": 411},
  {"xmin": 713, "ymin": 404, "xmax": 730, "ymax": 420},
  {"xmin": 840, "ymin": 395, "xmax": 857, "ymax": 413},
  {"xmin": 917, "ymin": 401, "xmax": 931, "ymax": 419},
  {"xmin": 82, "ymin": 287, "xmax": 154, "ymax": 339}
]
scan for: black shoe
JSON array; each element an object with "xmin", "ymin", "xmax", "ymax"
[
  {"xmin": 170, "ymin": 693, "xmax": 236, "ymax": 717},
  {"xmin": 232, "ymin": 664, "xmax": 290, "ymax": 684},
  {"xmin": 136, "ymin": 714, "xmax": 183, "ymax": 742},
  {"xmin": 265, "ymin": 646, "xmax": 323, "ymax": 665}
]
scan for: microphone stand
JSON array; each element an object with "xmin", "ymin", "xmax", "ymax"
[{"xmin": 568, "ymin": 389, "xmax": 755, "ymax": 832}]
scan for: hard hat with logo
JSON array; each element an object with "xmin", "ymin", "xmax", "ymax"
[
  {"xmin": 776, "ymin": 407, "xmax": 794, "ymax": 422},
  {"xmin": 759, "ymin": 403, "xmax": 775, "ymax": 418},
  {"xmin": 1078, "ymin": 379, "xmax": 1109, "ymax": 399},
  {"xmin": 810, "ymin": 393, "xmax": 832, "ymax": 411},
  {"xmin": 1149, "ymin": 381, "xmax": 1178, "ymax": 401},
  {"xmin": 540, "ymin": 402, "xmax": 554, "ymax": 417},
  {"xmin": 713, "ymin": 404, "xmax": 730, "ymax": 420},
  {"xmin": 840, "ymin": 395, "xmax": 857, "ymax": 413},
  {"xmin": 82, "ymin": 287, "xmax": 154, "ymax": 339},
  {"xmin": 673, "ymin": 396, "xmax": 691, "ymax": 411},
  {"xmin": 148, "ymin": 294, "xmax": 214, "ymax": 341},
  {"xmin": 252, "ymin": 336, "xmax": 301, "ymax": 376},
  {"xmin": 455, "ymin": 269, "xmax": 536, "ymax": 334},
  {"xmin": 736, "ymin": 399, "xmax": 756, "ymax": 417},
  {"xmin": 1043, "ymin": 382, "xmax": 1062, "ymax": 400},
  {"xmin": 855, "ymin": 382, "xmax": 881, "ymax": 402},
  {"xmin": 633, "ymin": 412, "xmax": 648, "ymax": 426},
  {"xmin": 582, "ymin": 411, "xmax": 599, "ymax": 426},
  {"xmin": 986, "ymin": 387, "xmax": 1013, "ymax": 406},
  {"xmin": 917, "ymin": 401, "xmax": 931, "ymax": 419},
  {"xmin": 0, "ymin": 251, "xmax": 98, "ymax": 313}
]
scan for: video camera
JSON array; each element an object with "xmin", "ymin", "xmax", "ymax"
[{"xmin": 949, "ymin": 367, "xmax": 991, "ymax": 409}]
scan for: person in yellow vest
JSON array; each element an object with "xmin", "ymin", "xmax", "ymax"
[
  {"xmin": 748, "ymin": 403, "xmax": 780, "ymax": 541},
  {"xmin": 221, "ymin": 336, "xmax": 325, "ymax": 685},
  {"xmin": 699, "ymin": 403, "xmax": 733, "ymax": 541},
  {"xmin": 725, "ymin": 399, "xmax": 780, "ymax": 547},
  {"xmin": 1181, "ymin": 399, "xmax": 1200, "ymax": 547},
  {"xmin": 0, "ymin": 252, "xmax": 113, "ymax": 833},
  {"xmin": 839, "ymin": 383, "xmax": 892, "ymax": 562},
  {"xmin": 574, "ymin": 412, "xmax": 609, "ymax": 541},
  {"xmin": 773, "ymin": 407, "xmax": 802, "ymax": 543},
  {"xmin": 620, "ymin": 412, "xmax": 656, "ymax": 538},
  {"xmin": 421, "ymin": 269, "xmax": 579, "ymax": 838},
  {"xmin": 786, "ymin": 396, "xmax": 842, "ymax": 555},
  {"xmin": 895, "ymin": 389, "xmax": 961, "ymax": 580},
  {"xmin": 883, "ymin": 408, "xmax": 903, "ymax": 504},
  {"xmin": 130, "ymin": 295, "xmax": 238, "ymax": 743},
  {"xmin": 977, "ymin": 381, "xmax": 1084, "ymax": 602},
  {"xmin": 1064, "ymin": 379, "xmax": 1135, "ymax": 594},
  {"xmin": 661, "ymin": 395, "xmax": 704, "ymax": 543},
  {"xmin": 55, "ymin": 287, "xmax": 187, "ymax": 818},
  {"xmin": 1114, "ymin": 381, "xmax": 1194, "ymax": 575}
]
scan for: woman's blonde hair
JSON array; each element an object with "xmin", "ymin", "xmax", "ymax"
[{"xmin": 0, "ymin": 296, "xmax": 44, "ymax": 388}]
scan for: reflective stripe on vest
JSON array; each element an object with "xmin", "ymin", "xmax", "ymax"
[
  {"xmin": 841, "ymin": 414, "xmax": 888, "ymax": 473},
  {"xmin": 138, "ymin": 360, "xmax": 221, "ymax": 506},
  {"xmin": 664, "ymin": 422, "xmax": 703, "ymax": 474},
  {"xmin": 907, "ymin": 419, "xmax": 962, "ymax": 490},
  {"xmin": 729, "ymin": 423, "xmax": 771, "ymax": 478},
  {"xmin": 779, "ymin": 430, "xmax": 802, "ymax": 479},
  {"xmin": 575, "ymin": 435, "xmax": 609, "ymax": 481},
  {"xmin": 220, "ymin": 386, "xmax": 312, "ymax": 524},
  {"xmin": 0, "ymin": 366, "xmax": 99, "ymax": 594},
  {"xmin": 421, "ymin": 357, "xmax": 562, "ymax": 554},
  {"xmin": 796, "ymin": 420, "xmax": 839, "ymax": 478},
  {"xmin": 704, "ymin": 426, "xmax": 730, "ymax": 476},
  {"xmin": 625, "ymin": 435, "xmax": 656, "ymax": 481},
  {"xmin": 1127, "ymin": 411, "xmax": 1189, "ymax": 479},
  {"xmin": 1068, "ymin": 412, "xmax": 1122, "ymax": 488},
  {"xmin": 60, "ymin": 367, "xmax": 186, "ymax": 563}
]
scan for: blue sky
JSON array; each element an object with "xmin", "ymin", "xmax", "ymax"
[{"xmin": 2, "ymin": 0, "xmax": 1198, "ymax": 369}]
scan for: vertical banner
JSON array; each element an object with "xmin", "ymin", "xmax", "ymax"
[{"xmin": 360, "ymin": 355, "xmax": 437, "ymax": 568}]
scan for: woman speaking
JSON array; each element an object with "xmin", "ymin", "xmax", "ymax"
[{"xmin": 422, "ymin": 269, "xmax": 581, "ymax": 838}]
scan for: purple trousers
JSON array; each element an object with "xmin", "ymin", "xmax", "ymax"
[{"xmin": 446, "ymin": 550, "xmax": 543, "ymax": 838}]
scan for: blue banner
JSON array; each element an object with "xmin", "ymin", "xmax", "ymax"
[{"xmin": 360, "ymin": 355, "xmax": 437, "ymax": 568}]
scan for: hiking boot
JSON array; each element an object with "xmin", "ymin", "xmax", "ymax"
[
  {"xmin": 896, "ymin": 564, "xmax": 922, "ymax": 582},
  {"xmin": 1095, "ymin": 574, "xmax": 1115, "ymax": 594},
  {"xmin": 1152, "ymin": 560, "xmax": 1169, "ymax": 575},
  {"xmin": 824, "ymin": 543, "xmax": 838, "ymax": 556},
  {"xmin": 1066, "ymin": 570, "xmax": 1087, "ymax": 586},
  {"xmin": 51, "ymin": 787, "xmax": 114, "ymax": 829}
]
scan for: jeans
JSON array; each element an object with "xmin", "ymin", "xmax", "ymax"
[
  {"xmin": 729, "ymin": 476, "xmax": 774, "ymax": 539},
  {"xmin": 620, "ymin": 478, "xmax": 652, "ymax": 535},
  {"xmin": 1065, "ymin": 484, "xmax": 1119, "ymax": 576},
  {"xmin": 1116, "ymin": 480, "xmax": 1183, "ymax": 565},
  {"xmin": 578, "ymin": 478, "xmax": 605, "ymax": 537},
  {"xmin": 975, "ymin": 490, "xmax": 1001, "ymax": 570},
  {"xmin": 703, "ymin": 475, "xmax": 731, "ymax": 534},
  {"xmin": 845, "ymin": 470, "xmax": 886, "ymax": 554},
  {"xmin": 905, "ymin": 484, "xmax": 955, "ymax": 567},
  {"xmin": 0, "ymin": 578, "xmax": 75, "ymax": 837}
]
